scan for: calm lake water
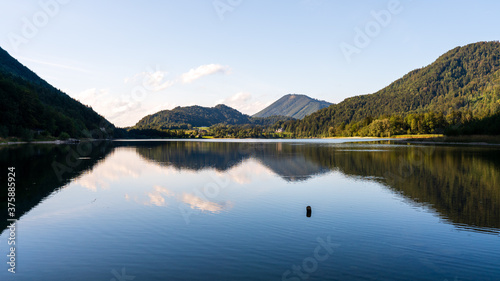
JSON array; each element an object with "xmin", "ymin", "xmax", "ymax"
[{"xmin": 0, "ymin": 139, "xmax": 499, "ymax": 280}]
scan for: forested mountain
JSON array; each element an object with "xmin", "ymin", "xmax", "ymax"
[
  {"xmin": 0, "ymin": 47, "xmax": 115, "ymax": 139},
  {"xmin": 253, "ymin": 94, "xmax": 331, "ymax": 119},
  {"xmin": 134, "ymin": 104, "xmax": 251, "ymax": 129},
  {"xmin": 133, "ymin": 104, "xmax": 293, "ymax": 130},
  {"xmin": 282, "ymin": 41, "xmax": 500, "ymax": 137},
  {"xmin": 0, "ymin": 48, "xmax": 48, "ymax": 86}
]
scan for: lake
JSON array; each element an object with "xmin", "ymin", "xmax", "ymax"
[{"xmin": 1, "ymin": 139, "xmax": 499, "ymax": 280}]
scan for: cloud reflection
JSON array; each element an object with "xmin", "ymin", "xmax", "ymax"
[
  {"xmin": 145, "ymin": 185, "xmax": 231, "ymax": 213},
  {"xmin": 74, "ymin": 149, "xmax": 142, "ymax": 191},
  {"xmin": 214, "ymin": 159, "xmax": 274, "ymax": 185},
  {"xmin": 181, "ymin": 193, "xmax": 226, "ymax": 213},
  {"xmin": 73, "ymin": 147, "xmax": 264, "ymax": 214},
  {"xmin": 74, "ymin": 149, "xmax": 177, "ymax": 191},
  {"xmin": 146, "ymin": 185, "xmax": 175, "ymax": 207}
]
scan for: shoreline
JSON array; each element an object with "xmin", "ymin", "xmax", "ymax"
[
  {"xmin": 2, "ymin": 135, "xmax": 500, "ymax": 146},
  {"xmin": 0, "ymin": 139, "xmax": 105, "ymax": 146},
  {"xmin": 393, "ymin": 135, "xmax": 500, "ymax": 146},
  {"xmin": 393, "ymin": 140, "xmax": 500, "ymax": 146}
]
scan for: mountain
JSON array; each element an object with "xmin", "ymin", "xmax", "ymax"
[
  {"xmin": 253, "ymin": 94, "xmax": 331, "ymax": 119},
  {"xmin": 134, "ymin": 104, "xmax": 295, "ymax": 130},
  {"xmin": 0, "ymin": 49, "xmax": 49, "ymax": 86},
  {"xmin": 135, "ymin": 104, "xmax": 252, "ymax": 129},
  {"xmin": 0, "ymin": 47, "xmax": 115, "ymax": 139},
  {"xmin": 283, "ymin": 41, "xmax": 500, "ymax": 136}
]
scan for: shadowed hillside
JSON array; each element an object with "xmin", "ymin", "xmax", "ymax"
[{"xmin": 0, "ymin": 47, "xmax": 115, "ymax": 139}]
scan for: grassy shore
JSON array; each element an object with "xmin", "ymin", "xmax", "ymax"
[
  {"xmin": 398, "ymin": 135, "xmax": 500, "ymax": 145},
  {"xmin": 392, "ymin": 134, "xmax": 443, "ymax": 139}
]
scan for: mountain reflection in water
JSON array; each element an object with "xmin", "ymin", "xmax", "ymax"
[
  {"xmin": 127, "ymin": 140, "xmax": 500, "ymax": 234},
  {"xmin": 1, "ymin": 140, "xmax": 499, "ymax": 235}
]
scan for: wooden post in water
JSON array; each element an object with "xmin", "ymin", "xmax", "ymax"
[{"xmin": 306, "ymin": 206, "xmax": 312, "ymax": 217}]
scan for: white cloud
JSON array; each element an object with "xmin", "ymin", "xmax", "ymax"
[
  {"xmin": 75, "ymin": 88, "xmax": 135, "ymax": 124},
  {"xmin": 76, "ymin": 63, "xmax": 232, "ymax": 126},
  {"xmin": 76, "ymin": 88, "xmax": 106, "ymax": 102},
  {"xmin": 216, "ymin": 92, "xmax": 272, "ymax": 115},
  {"xmin": 75, "ymin": 88, "xmax": 115, "ymax": 115},
  {"xmin": 181, "ymin": 64, "xmax": 230, "ymax": 84},
  {"xmin": 125, "ymin": 70, "xmax": 175, "ymax": 92},
  {"xmin": 75, "ymin": 87, "xmax": 178, "ymax": 127},
  {"xmin": 126, "ymin": 64, "xmax": 231, "ymax": 88}
]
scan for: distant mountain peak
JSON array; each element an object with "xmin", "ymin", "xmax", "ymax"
[
  {"xmin": 253, "ymin": 94, "xmax": 331, "ymax": 119},
  {"xmin": 214, "ymin": 104, "xmax": 233, "ymax": 110}
]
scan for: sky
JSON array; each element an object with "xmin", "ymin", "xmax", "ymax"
[{"xmin": 1, "ymin": 0, "xmax": 499, "ymax": 127}]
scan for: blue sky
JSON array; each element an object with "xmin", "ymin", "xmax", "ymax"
[{"xmin": 1, "ymin": 0, "xmax": 499, "ymax": 126}]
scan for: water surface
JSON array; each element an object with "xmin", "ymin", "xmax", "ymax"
[{"xmin": 0, "ymin": 139, "xmax": 499, "ymax": 280}]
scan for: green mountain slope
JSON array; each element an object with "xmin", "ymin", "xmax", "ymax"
[
  {"xmin": 134, "ymin": 104, "xmax": 294, "ymax": 130},
  {"xmin": 0, "ymin": 47, "xmax": 115, "ymax": 139},
  {"xmin": 284, "ymin": 41, "xmax": 500, "ymax": 136},
  {"xmin": 0, "ymin": 49, "xmax": 48, "ymax": 86},
  {"xmin": 253, "ymin": 94, "xmax": 331, "ymax": 119},
  {"xmin": 135, "ymin": 104, "xmax": 253, "ymax": 129}
]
